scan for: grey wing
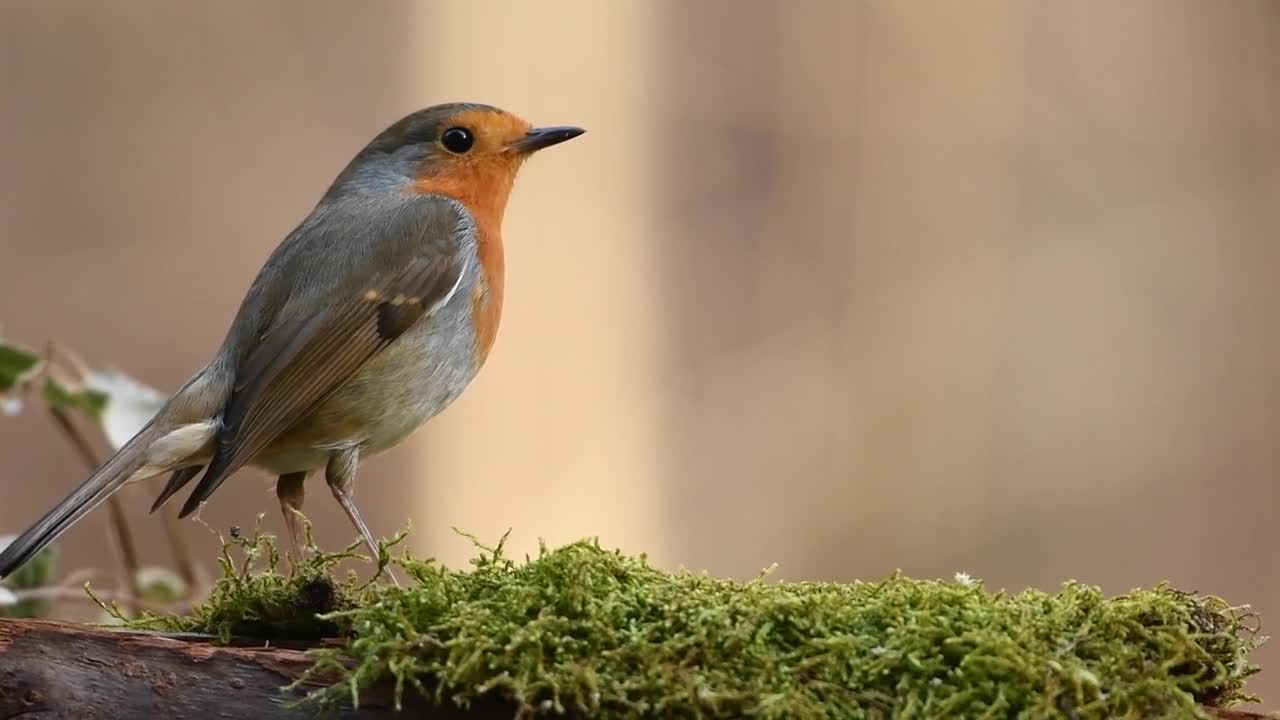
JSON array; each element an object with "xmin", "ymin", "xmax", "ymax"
[{"xmin": 172, "ymin": 196, "xmax": 472, "ymax": 517}]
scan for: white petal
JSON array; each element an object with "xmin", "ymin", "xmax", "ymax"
[
  {"xmin": 0, "ymin": 395, "xmax": 22, "ymax": 416},
  {"xmin": 84, "ymin": 368, "xmax": 168, "ymax": 450}
]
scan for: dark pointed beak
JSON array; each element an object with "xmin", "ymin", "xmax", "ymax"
[{"xmin": 510, "ymin": 125, "xmax": 585, "ymax": 153}]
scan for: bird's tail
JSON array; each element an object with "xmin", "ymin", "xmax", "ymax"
[{"xmin": 0, "ymin": 414, "xmax": 215, "ymax": 579}]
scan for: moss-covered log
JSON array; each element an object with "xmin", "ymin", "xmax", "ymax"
[
  {"xmin": 1, "ymin": 527, "xmax": 1270, "ymax": 719},
  {"xmin": 0, "ymin": 618, "xmax": 1268, "ymax": 720}
]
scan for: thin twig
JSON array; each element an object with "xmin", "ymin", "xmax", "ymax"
[
  {"xmin": 47, "ymin": 405, "xmax": 142, "ymax": 615},
  {"xmin": 43, "ymin": 568, "xmax": 108, "ymax": 616},
  {"xmin": 157, "ymin": 501, "xmax": 199, "ymax": 591},
  {"xmin": 7, "ymin": 337, "xmax": 210, "ymax": 612},
  {"xmin": 49, "ymin": 340, "xmax": 201, "ymax": 594},
  {"xmin": 45, "ymin": 339, "xmax": 91, "ymax": 379},
  {"xmin": 9, "ymin": 586, "xmax": 171, "ymax": 615},
  {"xmin": 55, "ymin": 567, "xmax": 110, "ymax": 590}
]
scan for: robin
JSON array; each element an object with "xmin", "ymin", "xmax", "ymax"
[{"xmin": 0, "ymin": 102, "xmax": 584, "ymax": 580}]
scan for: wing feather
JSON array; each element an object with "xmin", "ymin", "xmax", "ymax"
[{"xmin": 175, "ymin": 199, "xmax": 469, "ymax": 517}]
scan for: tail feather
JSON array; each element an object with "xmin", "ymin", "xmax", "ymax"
[
  {"xmin": 149, "ymin": 465, "xmax": 204, "ymax": 513},
  {"xmin": 0, "ymin": 423, "xmax": 165, "ymax": 579}
]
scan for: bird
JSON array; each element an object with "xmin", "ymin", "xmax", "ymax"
[{"xmin": 0, "ymin": 102, "xmax": 584, "ymax": 580}]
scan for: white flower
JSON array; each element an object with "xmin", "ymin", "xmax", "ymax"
[
  {"xmin": 954, "ymin": 571, "xmax": 975, "ymax": 586},
  {"xmin": 84, "ymin": 368, "xmax": 167, "ymax": 450},
  {"xmin": 0, "ymin": 395, "xmax": 22, "ymax": 416}
]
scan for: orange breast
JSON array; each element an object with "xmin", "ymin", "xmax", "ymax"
[
  {"xmin": 412, "ymin": 164, "xmax": 510, "ymax": 371},
  {"xmin": 469, "ymin": 227, "xmax": 505, "ymax": 368}
]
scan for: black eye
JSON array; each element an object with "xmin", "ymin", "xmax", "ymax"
[{"xmin": 441, "ymin": 127, "xmax": 474, "ymax": 154}]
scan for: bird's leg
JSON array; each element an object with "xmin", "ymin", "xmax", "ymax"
[
  {"xmin": 326, "ymin": 448, "xmax": 400, "ymax": 587},
  {"xmin": 275, "ymin": 471, "xmax": 308, "ymax": 558}
]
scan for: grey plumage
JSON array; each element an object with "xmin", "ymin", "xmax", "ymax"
[{"xmin": 0, "ymin": 101, "xmax": 586, "ymax": 580}]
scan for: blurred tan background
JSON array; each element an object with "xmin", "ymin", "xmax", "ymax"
[{"xmin": 3, "ymin": 0, "xmax": 1280, "ymax": 704}]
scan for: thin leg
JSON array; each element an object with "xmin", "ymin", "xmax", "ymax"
[
  {"xmin": 326, "ymin": 448, "xmax": 400, "ymax": 586},
  {"xmin": 276, "ymin": 471, "xmax": 308, "ymax": 557}
]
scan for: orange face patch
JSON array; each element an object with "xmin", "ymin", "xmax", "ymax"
[
  {"xmin": 446, "ymin": 109, "xmax": 534, "ymax": 153},
  {"xmin": 410, "ymin": 108, "xmax": 533, "ymax": 240}
]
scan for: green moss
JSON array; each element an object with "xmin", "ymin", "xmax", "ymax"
[
  {"xmin": 120, "ymin": 523, "xmax": 1264, "ymax": 719},
  {"xmin": 117, "ymin": 518, "xmax": 389, "ymax": 642}
]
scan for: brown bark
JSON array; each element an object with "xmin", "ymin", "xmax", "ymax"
[
  {"xmin": 0, "ymin": 619, "xmax": 517, "ymax": 719},
  {"xmin": 0, "ymin": 618, "xmax": 1269, "ymax": 719}
]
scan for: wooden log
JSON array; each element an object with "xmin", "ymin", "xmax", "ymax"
[
  {"xmin": 0, "ymin": 619, "xmax": 519, "ymax": 719},
  {"xmin": 0, "ymin": 618, "xmax": 1268, "ymax": 719}
]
